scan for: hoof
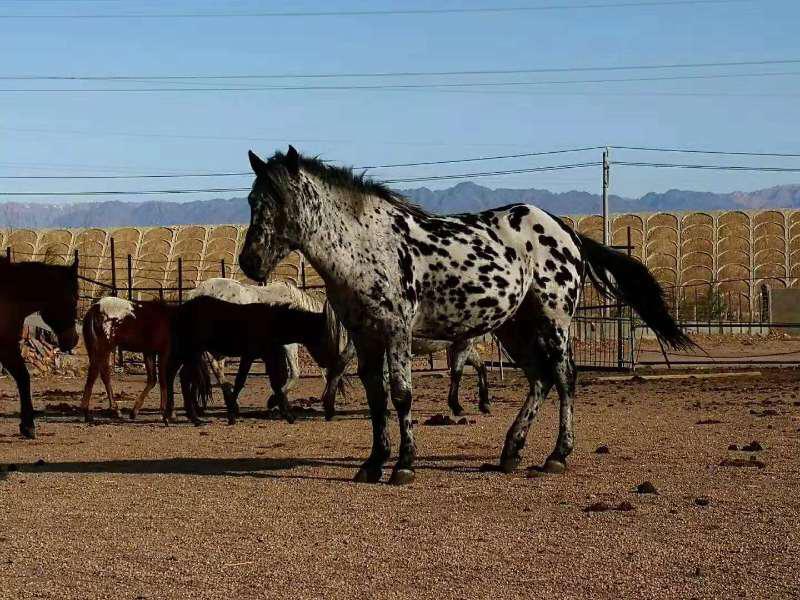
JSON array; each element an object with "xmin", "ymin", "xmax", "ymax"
[
  {"xmin": 540, "ymin": 458, "xmax": 567, "ymax": 474},
  {"xmin": 112, "ymin": 409, "xmax": 123, "ymax": 420},
  {"xmin": 389, "ymin": 469, "xmax": 416, "ymax": 486},
  {"xmin": 353, "ymin": 467, "xmax": 382, "ymax": 484},
  {"xmin": 479, "ymin": 404, "xmax": 492, "ymax": 415},
  {"xmin": 450, "ymin": 405, "xmax": 465, "ymax": 417},
  {"xmin": 19, "ymin": 423, "xmax": 36, "ymax": 440},
  {"xmin": 83, "ymin": 413, "xmax": 93, "ymax": 424},
  {"xmin": 266, "ymin": 395, "xmax": 279, "ymax": 410},
  {"xmin": 479, "ymin": 462, "xmax": 502, "ymax": 472},
  {"xmin": 282, "ymin": 413, "xmax": 296, "ymax": 425},
  {"xmin": 499, "ymin": 455, "xmax": 522, "ymax": 474},
  {"xmin": 227, "ymin": 415, "xmax": 237, "ymax": 426},
  {"xmin": 192, "ymin": 419, "xmax": 206, "ymax": 427}
]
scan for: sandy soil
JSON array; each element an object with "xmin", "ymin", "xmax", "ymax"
[{"xmin": 0, "ymin": 367, "xmax": 799, "ymax": 599}]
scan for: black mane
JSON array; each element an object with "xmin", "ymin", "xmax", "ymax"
[{"xmin": 268, "ymin": 150, "xmax": 430, "ymax": 219}]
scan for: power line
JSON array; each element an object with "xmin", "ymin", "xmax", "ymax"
[
  {"xmin": 0, "ymin": 147, "xmax": 605, "ymax": 179},
  {"xmin": 384, "ymin": 163, "xmax": 601, "ymax": 183},
  {"xmin": 0, "ymin": 1, "xmax": 758, "ymax": 19},
  {"xmin": 2, "ymin": 70, "xmax": 798, "ymax": 93},
  {"xmin": 4, "ymin": 58, "xmax": 798, "ymax": 81},
  {"xmin": 615, "ymin": 161, "xmax": 800, "ymax": 172},
  {"xmin": 0, "ymin": 162, "xmax": 602, "ymax": 196},
  {"xmin": 611, "ymin": 145, "xmax": 800, "ymax": 158}
]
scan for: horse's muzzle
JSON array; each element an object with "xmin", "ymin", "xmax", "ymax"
[
  {"xmin": 57, "ymin": 327, "xmax": 80, "ymax": 352},
  {"xmin": 239, "ymin": 250, "xmax": 266, "ymax": 282}
]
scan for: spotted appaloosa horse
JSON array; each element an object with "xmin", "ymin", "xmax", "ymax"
[
  {"xmin": 240, "ymin": 147, "xmax": 692, "ymax": 485},
  {"xmin": 0, "ymin": 258, "xmax": 80, "ymax": 438}
]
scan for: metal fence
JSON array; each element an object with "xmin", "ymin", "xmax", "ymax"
[{"xmin": 10, "ymin": 235, "xmax": 800, "ymax": 375}]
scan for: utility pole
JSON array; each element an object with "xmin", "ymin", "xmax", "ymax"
[{"xmin": 602, "ymin": 147, "xmax": 611, "ymax": 245}]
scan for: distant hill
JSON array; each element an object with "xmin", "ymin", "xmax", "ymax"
[{"xmin": 2, "ymin": 183, "xmax": 800, "ymax": 229}]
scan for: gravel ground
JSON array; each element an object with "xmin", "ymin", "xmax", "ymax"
[{"xmin": 0, "ymin": 367, "xmax": 799, "ymax": 599}]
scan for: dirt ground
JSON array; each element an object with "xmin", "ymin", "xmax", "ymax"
[{"xmin": 1, "ymin": 366, "xmax": 799, "ymax": 599}]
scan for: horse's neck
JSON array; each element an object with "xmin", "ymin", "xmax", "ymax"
[
  {"xmin": 275, "ymin": 308, "xmax": 325, "ymax": 350},
  {"xmin": 293, "ymin": 179, "xmax": 389, "ymax": 293},
  {"xmin": 0, "ymin": 264, "xmax": 51, "ymax": 310}
]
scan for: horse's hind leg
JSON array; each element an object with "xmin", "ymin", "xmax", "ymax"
[
  {"xmin": 0, "ymin": 346, "xmax": 35, "ymax": 439},
  {"xmin": 98, "ymin": 353, "xmax": 121, "ymax": 418},
  {"xmin": 81, "ymin": 350, "xmax": 104, "ymax": 423},
  {"xmin": 446, "ymin": 342, "xmax": 469, "ymax": 417},
  {"xmin": 466, "ymin": 345, "xmax": 491, "ymax": 414},
  {"xmin": 131, "ymin": 352, "xmax": 157, "ymax": 420},
  {"xmin": 543, "ymin": 339, "xmax": 577, "ymax": 474},
  {"xmin": 490, "ymin": 309, "xmax": 556, "ymax": 473}
]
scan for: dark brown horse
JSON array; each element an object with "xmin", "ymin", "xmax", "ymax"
[
  {"xmin": 81, "ymin": 297, "xmax": 176, "ymax": 421},
  {"xmin": 166, "ymin": 296, "xmax": 349, "ymax": 425},
  {"xmin": 0, "ymin": 258, "xmax": 80, "ymax": 438}
]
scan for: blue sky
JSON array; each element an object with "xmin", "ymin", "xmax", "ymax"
[{"xmin": 1, "ymin": 0, "xmax": 799, "ymax": 204}]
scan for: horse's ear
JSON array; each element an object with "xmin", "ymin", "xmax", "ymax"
[
  {"xmin": 286, "ymin": 145, "xmax": 300, "ymax": 176},
  {"xmin": 248, "ymin": 150, "xmax": 268, "ymax": 176}
]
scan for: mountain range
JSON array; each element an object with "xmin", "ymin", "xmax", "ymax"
[{"xmin": 2, "ymin": 182, "xmax": 800, "ymax": 229}]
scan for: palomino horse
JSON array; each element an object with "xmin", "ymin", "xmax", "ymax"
[
  {"xmin": 81, "ymin": 297, "xmax": 175, "ymax": 421},
  {"xmin": 0, "ymin": 258, "xmax": 80, "ymax": 438},
  {"xmin": 239, "ymin": 147, "xmax": 692, "ymax": 485},
  {"xmin": 165, "ymin": 296, "xmax": 351, "ymax": 425}
]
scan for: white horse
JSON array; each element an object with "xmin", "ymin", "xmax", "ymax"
[{"xmin": 240, "ymin": 147, "xmax": 692, "ymax": 485}]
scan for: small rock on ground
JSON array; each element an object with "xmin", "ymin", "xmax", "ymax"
[{"xmin": 636, "ymin": 481, "xmax": 659, "ymax": 494}]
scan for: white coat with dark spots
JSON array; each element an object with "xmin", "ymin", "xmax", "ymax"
[{"xmin": 239, "ymin": 147, "xmax": 693, "ymax": 485}]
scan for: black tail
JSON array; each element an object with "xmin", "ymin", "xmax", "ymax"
[
  {"xmin": 579, "ymin": 234, "xmax": 694, "ymax": 351},
  {"xmin": 179, "ymin": 355, "xmax": 213, "ymax": 416}
]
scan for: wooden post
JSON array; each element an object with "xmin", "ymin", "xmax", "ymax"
[
  {"xmin": 158, "ymin": 285, "xmax": 164, "ymax": 302},
  {"xmin": 127, "ymin": 254, "xmax": 133, "ymax": 300},
  {"xmin": 5, "ymin": 247, "xmax": 10, "ymax": 262},
  {"xmin": 300, "ymin": 256, "xmax": 307, "ymax": 290},
  {"xmin": 110, "ymin": 237, "xmax": 117, "ymax": 296},
  {"xmin": 221, "ymin": 258, "xmax": 226, "ymax": 278},
  {"xmin": 178, "ymin": 258, "xmax": 183, "ymax": 304}
]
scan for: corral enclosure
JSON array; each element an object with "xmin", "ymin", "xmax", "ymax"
[{"xmin": 3, "ymin": 208, "xmax": 800, "ymax": 319}]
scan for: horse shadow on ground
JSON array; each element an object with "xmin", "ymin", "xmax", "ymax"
[{"xmin": 8, "ymin": 453, "xmax": 492, "ymax": 482}]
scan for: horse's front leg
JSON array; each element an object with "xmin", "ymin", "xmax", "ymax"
[
  {"xmin": 264, "ymin": 351, "xmax": 295, "ymax": 424},
  {"xmin": 224, "ymin": 355, "xmax": 253, "ymax": 424},
  {"xmin": 387, "ymin": 336, "xmax": 416, "ymax": 485},
  {"xmin": 0, "ymin": 346, "xmax": 35, "ymax": 439},
  {"xmin": 353, "ymin": 340, "xmax": 390, "ymax": 484}
]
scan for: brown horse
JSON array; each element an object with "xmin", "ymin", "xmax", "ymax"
[
  {"xmin": 166, "ymin": 296, "xmax": 349, "ymax": 425},
  {"xmin": 0, "ymin": 257, "xmax": 80, "ymax": 438},
  {"xmin": 81, "ymin": 297, "xmax": 176, "ymax": 421}
]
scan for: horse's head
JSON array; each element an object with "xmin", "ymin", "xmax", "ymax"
[
  {"xmin": 40, "ymin": 260, "xmax": 80, "ymax": 351},
  {"xmin": 239, "ymin": 147, "xmax": 301, "ymax": 281}
]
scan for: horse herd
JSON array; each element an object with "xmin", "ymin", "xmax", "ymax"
[{"xmin": 0, "ymin": 146, "xmax": 693, "ymax": 485}]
